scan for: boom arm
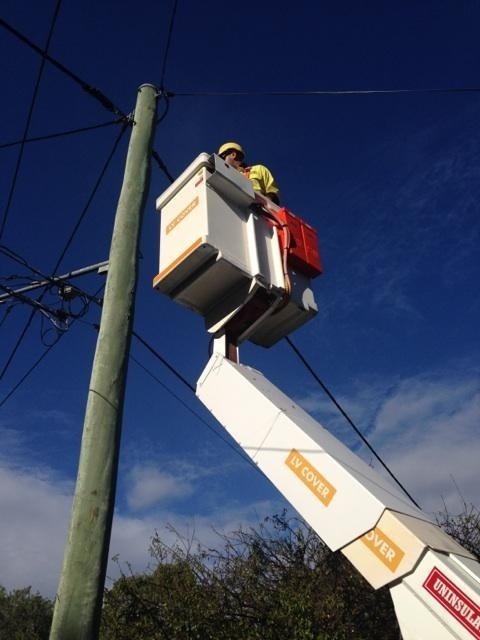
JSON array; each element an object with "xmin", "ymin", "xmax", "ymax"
[
  {"xmin": 154, "ymin": 153, "xmax": 480, "ymax": 638},
  {"xmin": 196, "ymin": 353, "xmax": 480, "ymax": 640}
]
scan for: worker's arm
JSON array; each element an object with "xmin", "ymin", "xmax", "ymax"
[{"xmin": 249, "ymin": 165, "xmax": 280, "ymax": 204}]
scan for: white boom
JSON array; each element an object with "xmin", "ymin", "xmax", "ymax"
[{"xmin": 196, "ymin": 353, "xmax": 480, "ymax": 640}]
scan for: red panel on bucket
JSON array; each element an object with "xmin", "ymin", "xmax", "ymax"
[{"xmin": 275, "ymin": 208, "xmax": 323, "ymax": 278}]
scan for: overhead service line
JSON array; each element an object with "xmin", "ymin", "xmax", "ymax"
[
  {"xmin": 132, "ymin": 330, "xmax": 195, "ymax": 392},
  {"xmin": 285, "ymin": 336, "xmax": 420, "ymax": 509},
  {"xmin": 0, "ymin": 0, "xmax": 62, "ymax": 240},
  {"xmin": 0, "ymin": 282, "xmax": 67, "ymax": 321},
  {"xmin": 0, "ymin": 124, "xmax": 127, "ymax": 382},
  {"xmin": 0, "ymin": 119, "xmax": 123, "ymax": 150},
  {"xmin": 0, "ymin": 281, "xmax": 105, "ymax": 409},
  {"xmin": 169, "ymin": 87, "xmax": 480, "ymax": 96},
  {"xmin": 53, "ymin": 122, "xmax": 128, "ymax": 273},
  {"xmin": 0, "ymin": 247, "xmax": 107, "ymax": 303},
  {"xmin": 130, "ymin": 353, "xmax": 261, "ymax": 474},
  {"xmin": 0, "ymin": 342, "xmax": 57, "ymax": 409},
  {"xmin": 158, "ymin": 0, "xmax": 179, "ymax": 90},
  {"xmin": 0, "ymin": 17, "xmax": 129, "ymax": 119},
  {"xmin": 152, "ymin": 149, "xmax": 174, "ymax": 183}
]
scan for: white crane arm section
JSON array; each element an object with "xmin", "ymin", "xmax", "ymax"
[{"xmin": 196, "ymin": 353, "xmax": 480, "ymax": 639}]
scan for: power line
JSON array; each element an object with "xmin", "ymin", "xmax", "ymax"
[
  {"xmin": 0, "ymin": 341, "xmax": 58, "ymax": 409},
  {"xmin": 0, "ymin": 251, "xmax": 107, "ymax": 303},
  {"xmin": 0, "ymin": 282, "xmax": 69, "ymax": 328},
  {"xmin": 159, "ymin": 0, "xmax": 179, "ymax": 90},
  {"xmin": 52, "ymin": 121, "xmax": 128, "ymax": 273},
  {"xmin": 0, "ymin": 124, "xmax": 126, "ymax": 381},
  {"xmin": 284, "ymin": 336, "xmax": 420, "ymax": 508},
  {"xmin": 0, "ymin": 263, "xmax": 95, "ymax": 332},
  {"xmin": 152, "ymin": 149, "xmax": 174, "ymax": 183},
  {"xmin": 168, "ymin": 87, "xmax": 480, "ymax": 97},
  {"xmin": 156, "ymin": 91, "xmax": 171, "ymax": 125},
  {"xmin": 0, "ymin": 119, "xmax": 123, "ymax": 150},
  {"xmin": 132, "ymin": 330, "xmax": 195, "ymax": 392},
  {"xmin": 0, "ymin": 306, "xmax": 36, "ymax": 381},
  {"xmin": 0, "ymin": 282, "xmax": 105, "ymax": 408},
  {"xmin": 77, "ymin": 319, "xmax": 264, "ymax": 474},
  {"xmin": 0, "ymin": 17, "xmax": 128, "ymax": 119},
  {"xmin": 130, "ymin": 353, "xmax": 260, "ymax": 473},
  {"xmin": 0, "ymin": 0, "xmax": 62, "ymax": 240}
]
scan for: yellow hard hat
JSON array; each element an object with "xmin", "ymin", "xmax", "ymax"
[{"xmin": 218, "ymin": 142, "xmax": 245, "ymax": 157}]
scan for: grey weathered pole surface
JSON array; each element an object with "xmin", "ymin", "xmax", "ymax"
[{"xmin": 49, "ymin": 84, "xmax": 157, "ymax": 640}]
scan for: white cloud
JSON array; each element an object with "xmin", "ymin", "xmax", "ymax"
[
  {"xmin": 0, "ymin": 465, "xmax": 72, "ymax": 597},
  {"xmin": 372, "ymin": 376, "xmax": 478, "ymax": 440},
  {"xmin": 370, "ymin": 374, "xmax": 480, "ymax": 512},
  {"xmin": 126, "ymin": 465, "xmax": 194, "ymax": 510}
]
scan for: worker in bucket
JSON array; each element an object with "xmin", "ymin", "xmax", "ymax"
[{"xmin": 218, "ymin": 142, "xmax": 280, "ymax": 204}]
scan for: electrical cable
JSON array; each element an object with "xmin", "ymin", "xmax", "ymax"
[
  {"xmin": 285, "ymin": 336, "xmax": 420, "ymax": 508},
  {"xmin": 0, "ymin": 124, "xmax": 127, "ymax": 380},
  {"xmin": 0, "ymin": 244, "xmax": 59, "ymax": 288},
  {"xmin": 156, "ymin": 91, "xmax": 171, "ymax": 125},
  {"xmin": 0, "ymin": 301, "xmax": 21, "ymax": 328},
  {"xmin": 52, "ymin": 121, "xmax": 128, "ymax": 274},
  {"xmin": 0, "ymin": 245, "xmax": 106, "ymax": 305},
  {"xmin": 169, "ymin": 87, "xmax": 480, "ymax": 97},
  {"xmin": 0, "ymin": 118, "xmax": 124, "ymax": 150},
  {"xmin": 0, "ymin": 282, "xmax": 68, "ymax": 326},
  {"xmin": 152, "ymin": 149, "xmax": 175, "ymax": 184},
  {"xmin": 0, "ymin": 0, "xmax": 62, "ymax": 240},
  {"xmin": 0, "ymin": 273, "xmax": 33, "ymax": 285},
  {"xmin": 158, "ymin": 0, "xmax": 179, "ymax": 91},
  {"xmin": 0, "ymin": 341, "xmax": 57, "ymax": 410},
  {"xmin": 132, "ymin": 330, "xmax": 195, "ymax": 392},
  {"xmin": 48, "ymin": 314, "xmax": 262, "ymax": 474},
  {"xmin": 0, "ymin": 307, "xmax": 36, "ymax": 381},
  {"xmin": 0, "ymin": 282, "xmax": 105, "ymax": 408},
  {"xmin": 129, "ymin": 353, "xmax": 261, "ymax": 473},
  {"xmin": 0, "ymin": 17, "xmax": 128, "ymax": 120}
]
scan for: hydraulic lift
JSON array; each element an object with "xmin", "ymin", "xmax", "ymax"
[{"xmin": 154, "ymin": 152, "xmax": 480, "ymax": 639}]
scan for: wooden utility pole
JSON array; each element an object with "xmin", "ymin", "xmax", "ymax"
[{"xmin": 49, "ymin": 83, "xmax": 157, "ymax": 640}]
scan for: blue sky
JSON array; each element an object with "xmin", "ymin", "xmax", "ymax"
[{"xmin": 1, "ymin": 1, "xmax": 479, "ymax": 596}]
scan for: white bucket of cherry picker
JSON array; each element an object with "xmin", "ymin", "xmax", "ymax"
[{"xmin": 153, "ymin": 153, "xmax": 321, "ymax": 346}]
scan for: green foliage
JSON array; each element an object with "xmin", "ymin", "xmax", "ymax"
[
  {"xmin": 2, "ymin": 503, "xmax": 478, "ymax": 638},
  {"xmin": 0, "ymin": 586, "xmax": 52, "ymax": 640},
  {"xmin": 101, "ymin": 561, "xmax": 215, "ymax": 640},
  {"xmin": 100, "ymin": 513, "xmax": 400, "ymax": 640}
]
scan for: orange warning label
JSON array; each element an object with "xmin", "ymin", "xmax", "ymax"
[
  {"xmin": 166, "ymin": 196, "xmax": 199, "ymax": 234},
  {"xmin": 285, "ymin": 449, "xmax": 336, "ymax": 507},
  {"xmin": 361, "ymin": 526, "xmax": 405, "ymax": 572}
]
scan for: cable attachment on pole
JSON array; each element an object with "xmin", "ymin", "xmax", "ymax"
[
  {"xmin": 155, "ymin": 87, "xmax": 175, "ymax": 99},
  {"xmin": 155, "ymin": 87, "xmax": 172, "ymax": 125},
  {"xmin": 121, "ymin": 111, "xmax": 135, "ymax": 127}
]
